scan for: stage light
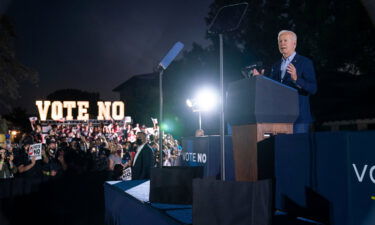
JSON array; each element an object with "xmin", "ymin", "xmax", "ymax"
[
  {"xmin": 11, "ymin": 130, "xmax": 17, "ymax": 136},
  {"xmin": 196, "ymin": 89, "xmax": 218, "ymax": 112},
  {"xmin": 186, "ymin": 88, "xmax": 218, "ymax": 112},
  {"xmin": 186, "ymin": 99, "xmax": 193, "ymax": 108},
  {"xmin": 186, "ymin": 88, "xmax": 218, "ymax": 131}
]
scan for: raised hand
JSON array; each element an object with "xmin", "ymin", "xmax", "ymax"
[
  {"xmin": 252, "ymin": 68, "xmax": 265, "ymax": 76},
  {"xmin": 287, "ymin": 63, "xmax": 297, "ymax": 81}
]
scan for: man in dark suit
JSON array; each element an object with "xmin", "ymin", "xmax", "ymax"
[
  {"xmin": 131, "ymin": 132, "xmax": 154, "ymax": 180},
  {"xmin": 254, "ymin": 30, "xmax": 317, "ymax": 133}
]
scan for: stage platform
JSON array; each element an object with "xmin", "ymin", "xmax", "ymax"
[
  {"xmin": 180, "ymin": 131, "xmax": 375, "ymax": 225},
  {"xmin": 104, "ymin": 180, "xmax": 192, "ymax": 225},
  {"xmin": 104, "ymin": 180, "xmax": 323, "ymax": 225}
]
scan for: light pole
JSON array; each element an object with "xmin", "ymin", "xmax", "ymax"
[
  {"xmin": 157, "ymin": 42, "xmax": 184, "ymax": 168},
  {"xmin": 198, "ymin": 111, "xmax": 202, "ymax": 130},
  {"xmin": 207, "ymin": 2, "xmax": 248, "ymax": 180}
]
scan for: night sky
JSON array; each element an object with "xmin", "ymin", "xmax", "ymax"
[{"xmin": 1, "ymin": 0, "xmax": 213, "ymax": 114}]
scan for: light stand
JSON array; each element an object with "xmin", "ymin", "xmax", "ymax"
[
  {"xmin": 208, "ymin": 3, "xmax": 248, "ymax": 180},
  {"xmin": 157, "ymin": 42, "xmax": 184, "ymax": 168}
]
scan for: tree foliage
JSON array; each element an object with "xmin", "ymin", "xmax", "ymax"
[
  {"xmin": 0, "ymin": 15, "xmax": 38, "ymax": 109},
  {"xmin": 2, "ymin": 107, "xmax": 30, "ymax": 132}
]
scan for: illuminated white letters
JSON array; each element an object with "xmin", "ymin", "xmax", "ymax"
[
  {"xmin": 36, "ymin": 101, "xmax": 51, "ymax": 121},
  {"xmin": 63, "ymin": 101, "xmax": 76, "ymax": 121},
  {"xmin": 77, "ymin": 101, "xmax": 89, "ymax": 120},
  {"xmin": 112, "ymin": 101, "xmax": 125, "ymax": 120},
  {"xmin": 353, "ymin": 164, "xmax": 367, "ymax": 182},
  {"xmin": 197, "ymin": 153, "xmax": 207, "ymax": 163},
  {"xmin": 51, "ymin": 101, "xmax": 63, "ymax": 120},
  {"xmin": 97, "ymin": 101, "xmax": 112, "ymax": 120},
  {"xmin": 35, "ymin": 100, "xmax": 125, "ymax": 121},
  {"xmin": 352, "ymin": 164, "xmax": 375, "ymax": 184},
  {"xmin": 370, "ymin": 166, "xmax": 375, "ymax": 184}
]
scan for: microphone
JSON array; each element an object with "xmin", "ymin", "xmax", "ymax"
[
  {"xmin": 242, "ymin": 62, "xmax": 263, "ymax": 78},
  {"xmin": 245, "ymin": 64, "xmax": 258, "ymax": 69}
]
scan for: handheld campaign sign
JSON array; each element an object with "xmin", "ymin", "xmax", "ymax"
[
  {"xmin": 29, "ymin": 143, "xmax": 42, "ymax": 160},
  {"xmin": 121, "ymin": 167, "xmax": 132, "ymax": 181},
  {"xmin": 124, "ymin": 116, "xmax": 132, "ymax": 123},
  {"xmin": 151, "ymin": 117, "xmax": 158, "ymax": 124},
  {"xmin": 29, "ymin": 117, "xmax": 38, "ymax": 122}
]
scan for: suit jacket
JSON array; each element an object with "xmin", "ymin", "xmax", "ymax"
[
  {"xmin": 269, "ymin": 53, "xmax": 317, "ymax": 123},
  {"xmin": 131, "ymin": 144, "xmax": 154, "ymax": 180}
]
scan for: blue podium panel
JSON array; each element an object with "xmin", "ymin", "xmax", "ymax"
[
  {"xmin": 274, "ymin": 131, "xmax": 375, "ymax": 225},
  {"xmin": 347, "ymin": 131, "xmax": 375, "ymax": 225},
  {"xmin": 314, "ymin": 132, "xmax": 350, "ymax": 225},
  {"xmin": 274, "ymin": 133, "xmax": 313, "ymax": 210},
  {"xmin": 181, "ymin": 135, "xmax": 235, "ymax": 180},
  {"xmin": 226, "ymin": 76, "xmax": 299, "ymax": 125}
]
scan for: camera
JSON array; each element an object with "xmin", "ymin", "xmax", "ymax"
[{"xmin": 0, "ymin": 148, "xmax": 12, "ymax": 161}]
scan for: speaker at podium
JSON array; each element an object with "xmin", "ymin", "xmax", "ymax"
[{"xmin": 226, "ymin": 75, "xmax": 299, "ymax": 181}]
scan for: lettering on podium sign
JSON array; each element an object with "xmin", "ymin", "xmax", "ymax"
[
  {"xmin": 35, "ymin": 100, "xmax": 125, "ymax": 121},
  {"xmin": 352, "ymin": 164, "xmax": 375, "ymax": 184},
  {"xmin": 181, "ymin": 152, "xmax": 207, "ymax": 164}
]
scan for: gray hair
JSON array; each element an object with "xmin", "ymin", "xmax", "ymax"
[{"xmin": 278, "ymin": 30, "xmax": 297, "ymax": 41}]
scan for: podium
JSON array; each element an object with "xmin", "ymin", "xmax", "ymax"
[{"xmin": 226, "ymin": 76, "xmax": 299, "ymax": 181}]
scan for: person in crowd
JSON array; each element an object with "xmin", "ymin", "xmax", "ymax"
[
  {"xmin": 162, "ymin": 151, "xmax": 171, "ymax": 167},
  {"xmin": 6, "ymin": 119, "xmax": 181, "ymax": 178},
  {"xmin": 149, "ymin": 142, "xmax": 158, "ymax": 153},
  {"xmin": 79, "ymin": 135, "xmax": 89, "ymax": 152},
  {"xmin": 108, "ymin": 144, "xmax": 129, "ymax": 171},
  {"xmin": 111, "ymin": 164, "xmax": 124, "ymax": 180},
  {"xmin": 131, "ymin": 132, "xmax": 154, "ymax": 180},
  {"xmin": 121, "ymin": 142, "xmax": 132, "ymax": 166},
  {"xmin": 56, "ymin": 148, "xmax": 67, "ymax": 171},
  {"xmin": 127, "ymin": 130, "xmax": 137, "ymax": 143},
  {"xmin": 195, "ymin": 129, "xmax": 205, "ymax": 137},
  {"xmin": 133, "ymin": 123, "xmax": 141, "ymax": 134},
  {"xmin": 19, "ymin": 132, "xmax": 34, "ymax": 146},
  {"xmin": 41, "ymin": 141, "xmax": 61, "ymax": 177},
  {"xmin": 0, "ymin": 146, "xmax": 17, "ymax": 179},
  {"xmin": 252, "ymin": 30, "xmax": 317, "ymax": 133},
  {"xmin": 129, "ymin": 142, "xmax": 137, "ymax": 163},
  {"xmin": 14, "ymin": 143, "xmax": 42, "ymax": 178},
  {"xmin": 163, "ymin": 142, "xmax": 171, "ymax": 166}
]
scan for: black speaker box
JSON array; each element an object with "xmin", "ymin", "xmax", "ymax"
[
  {"xmin": 193, "ymin": 178, "xmax": 273, "ymax": 225},
  {"xmin": 149, "ymin": 166, "xmax": 203, "ymax": 204}
]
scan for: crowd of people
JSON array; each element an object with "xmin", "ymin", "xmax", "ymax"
[{"xmin": 0, "ymin": 120, "xmax": 182, "ymax": 180}]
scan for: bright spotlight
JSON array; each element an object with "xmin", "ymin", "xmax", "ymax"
[
  {"xmin": 196, "ymin": 89, "xmax": 218, "ymax": 112},
  {"xmin": 186, "ymin": 99, "xmax": 193, "ymax": 108},
  {"xmin": 186, "ymin": 88, "xmax": 218, "ymax": 131}
]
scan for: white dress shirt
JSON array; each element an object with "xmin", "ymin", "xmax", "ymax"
[
  {"xmin": 133, "ymin": 143, "xmax": 145, "ymax": 166},
  {"xmin": 280, "ymin": 52, "xmax": 296, "ymax": 81}
]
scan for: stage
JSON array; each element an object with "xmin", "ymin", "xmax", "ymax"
[
  {"xmin": 105, "ymin": 131, "xmax": 375, "ymax": 225},
  {"xmin": 104, "ymin": 179, "xmax": 324, "ymax": 225},
  {"xmin": 104, "ymin": 180, "xmax": 192, "ymax": 225}
]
